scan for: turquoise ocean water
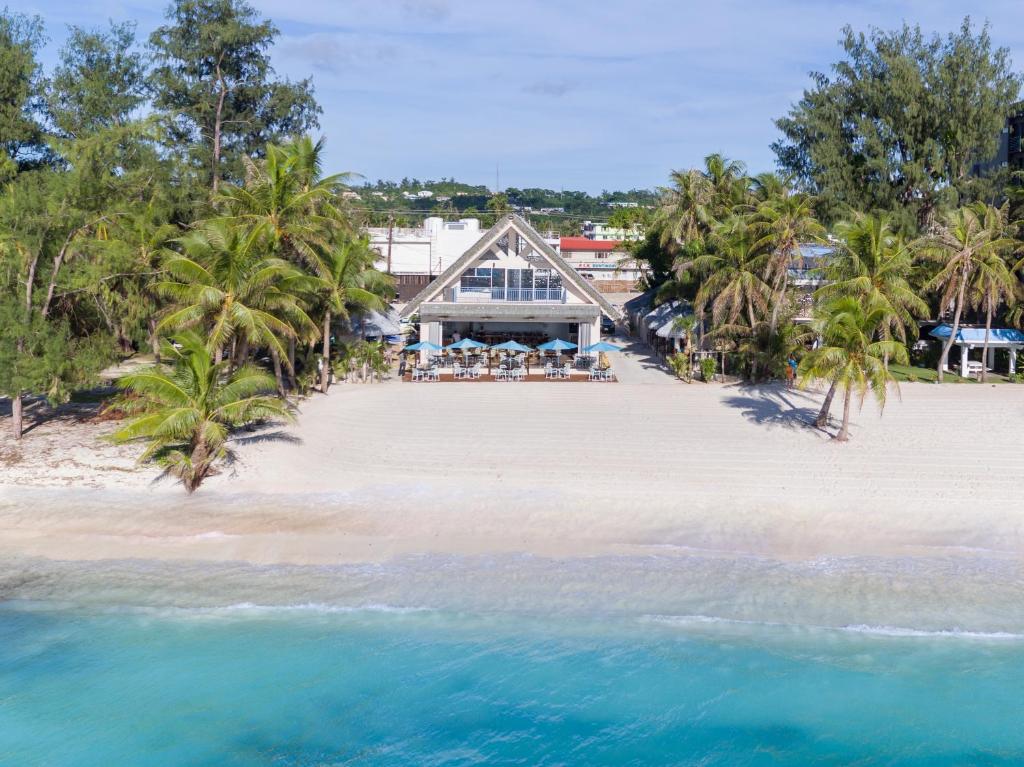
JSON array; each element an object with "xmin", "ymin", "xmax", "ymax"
[{"xmin": 3, "ymin": 552, "xmax": 1024, "ymax": 765}]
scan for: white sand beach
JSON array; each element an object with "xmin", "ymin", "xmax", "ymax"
[{"xmin": 3, "ymin": 373, "xmax": 1023, "ymax": 568}]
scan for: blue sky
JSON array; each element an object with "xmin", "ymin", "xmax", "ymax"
[{"xmin": 22, "ymin": 0, "xmax": 1024, "ymax": 192}]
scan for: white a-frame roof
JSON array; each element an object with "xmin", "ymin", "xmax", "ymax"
[{"xmin": 401, "ymin": 214, "xmax": 622, "ymax": 320}]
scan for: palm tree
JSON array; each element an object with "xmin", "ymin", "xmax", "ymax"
[
  {"xmin": 110, "ymin": 332, "xmax": 293, "ymax": 492},
  {"xmin": 819, "ymin": 213, "xmax": 928, "ymax": 378},
  {"xmin": 155, "ymin": 219, "xmax": 316, "ymax": 366},
  {"xmin": 923, "ymin": 204, "xmax": 1014, "ymax": 382},
  {"xmin": 317, "ymin": 235, "xmax": 393, "ymax": 393},
  {"xmin": 654, "ymin": 154, "xmax": 747, "ymax": 253},
  {"xmin": 799, "ymin": 297, "xmax": 907, "ymax": 441},
  {"xmin": 750, "ymin": 191, "xmax": 824, "ymax": 331},
  {"xmin": 969, "ymin": 249, "xmax": 1019, "ymax": 382},
  {"xmin": 217, "ymin": 138, "xmax": 351, "ymax": 278},
  {"xmin": 680, "ymin": 217, "xmax": 771, "ymax": 330}
]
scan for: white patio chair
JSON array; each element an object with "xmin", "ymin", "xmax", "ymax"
[
  {"xmin": 559, "ymin": 363, "xmax": 572, "ymax": 380},
  {"xmin": 453, "ymin": 363, "xmax": 465, "ymax": 379},
  {"xmin": 411, "ymin": 367, "xmax": 424, "ymax": 382},
  {"xmin": 427, "ymin": 367, "xmax": 440, "ymax": 382},
  {"xmin": 495, "ymin": 367, "xmax": 508, "ymax": 381},
  {"xmin": 512, "ymin": 367, "xmax": 525, "ymax": 381}
]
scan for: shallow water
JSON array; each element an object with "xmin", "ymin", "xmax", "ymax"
[
  {"xmin": 2, "ymin": 551, "xmax": 1024, "ymax": 765},
  {"xmin": 3, "ymin": 601, "xmax": 1024, "ymax": 766}
]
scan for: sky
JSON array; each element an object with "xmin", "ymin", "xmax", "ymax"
[{"xmin": 20, "ymin": 0, "xmax": 1024, "ymax": 193}]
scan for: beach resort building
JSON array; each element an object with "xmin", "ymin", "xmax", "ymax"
[
  {"xmin": 401, "ymin": 215, "xmax": 622, "ymax": 351},
  {"xmin": 368, "ymin": 217, "xmax": 561, "ymax": 301}
]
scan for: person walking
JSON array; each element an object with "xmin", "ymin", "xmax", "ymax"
[{"xmin": 785, "ymin": 355, "xmax": 798, "ymax": 389}]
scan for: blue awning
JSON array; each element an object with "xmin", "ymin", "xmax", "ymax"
[{"xmin": 929, "ymin": 325, "xmax": 1024, "ymax": 344}]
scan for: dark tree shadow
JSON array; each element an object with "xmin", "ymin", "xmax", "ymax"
[
  {"xmin": 721, "ymin": 383, "xmax": 831, "ymax": 432},
  {"xmin": 2, "ymin": 392, "xmax": 115, "ymax": 436}
]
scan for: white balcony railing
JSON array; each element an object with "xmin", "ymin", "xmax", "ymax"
[{"xmin": 452, "ymin": 286, "xmax": 567, "ymax": 303}]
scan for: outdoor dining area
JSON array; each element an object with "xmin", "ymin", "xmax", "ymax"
[{"xmin": 403, "ymin": 338, "xmax": 621, "ymax": 382}]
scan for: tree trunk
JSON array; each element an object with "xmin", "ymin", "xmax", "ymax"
[
  {"xmin": 212, "ymin": 53, "xmax": 227, "ymax": 194},
  {"xmin": 320, "ymin": 311, "xmax": 331, "ymax": 394},
  {"xmin": 815, "ymin": 377, "xmax": 838, "ymax": 429},
  {"xmin": 11, "ymin": 393, "xmax": 24, "ymax": 441},
  {"xmin": 186, "ymin": 438, "xmax": 210, "ymax": 494},
  {"xmin": 287, "ymin": 338, "xmax": 296, "ymax": 389},
  {"xmin": 980, "ymin": 304, "xmax": 992, "ymax": 383},
  {"xmin": 835, "ymin": 386, "xmax": 852, "ymax": 442},
  {"xmin": 769, "ymin": 262, "xmax": 790, "ymax": 332},
  {"xmin": 271, "ymin": 348, "xmax": 287, "ymax": 397},
  {"xmin": 148, "ymin": 316, "xmax": 161, "ymax": 363},
  {"xmin": 937, "ymin": 272, "xmax": 969, "ymax": 383}
]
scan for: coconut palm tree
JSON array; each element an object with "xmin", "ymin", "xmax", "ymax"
[
  {"xmin": 750, "ymin": 191, "xmax": 824, "ymax": 331},
  {"xmin": 799, "ymin": 296, "xmax": 907, "ymax": 441},
  {"xmin": 110, "ymin": 332, "xmax": 293, "ymax": 493},
  {"xmin": 155, "ymin": 219, "xmax": 317, "ymax": 366},
  {"xmin": 317, "ymin": 234, "xmax": 394, "ymax": 393},
  {"xmin": 680, "ymin": 217, "xmax": 771, "ymax": 330},
  {"xmin": 969, "ymin": 249, "xmax": 1019, "ymax": 382},
  {"xmin": 818, "ymin": 213, "xmax": 928, "ymax": 385},
  {"xmin": 217, "ymin": 138, "xmax": 352, "ymax": 278},
  {"xmin": 923, "ymin": 204, "xmax": 1014, "ymax": 382},
  {"xmin": 654, "ymin": 154, "xmax": 747, "ymax": 253}
]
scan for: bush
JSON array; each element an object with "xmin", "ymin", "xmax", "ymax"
[
  {"xmin": 700, "ymin": 356, "xmax": 716, "ymax": 383},
  {"xmin": 906, "ymin": 373, "xmax": 918, "ymax": 383},
  {"xmin": 667, "ymin": 353, "xmax": 691, "ymax": 381}
]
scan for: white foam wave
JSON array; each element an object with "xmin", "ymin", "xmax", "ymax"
[{"xmin": 643, "ymin": 614, "xmax": 1024, "ymax": 641}]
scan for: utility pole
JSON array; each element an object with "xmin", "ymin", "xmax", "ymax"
[{"xmin": 385, "ymin": 215, "xmax": 394, "ymax": 274}]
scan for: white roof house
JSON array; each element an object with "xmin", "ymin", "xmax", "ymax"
[{"xmin": 401, "ymin": 214, "xmax": 622, "ymax": 354}]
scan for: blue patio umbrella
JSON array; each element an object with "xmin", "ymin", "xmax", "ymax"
[
  {"xmin": 445, "ymin": 338, "xmax": 488, "ymax": 350},
  {"xmin": 537, "ymin": 339, "xmax": 577, "ymax": 352},
  {"xmin": 491, "ymin": 340, "xmax": 533, "ymax": 352},
  {"xmin": 584, "ymin": 341, "xmax": 622, "ymax": 353},
  {"xmin": 404, "ymin": 341, "xmax": 442, "ymax": 352}
]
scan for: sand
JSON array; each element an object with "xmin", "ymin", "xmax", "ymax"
[{"xmin": 2, "ymin": 375, "xmax": 1023, "ymax": 568}]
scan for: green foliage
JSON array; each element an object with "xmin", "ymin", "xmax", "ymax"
[
  {"xmin": 699, "ymin": 356, "xmax": 716, "ymax": 383},
  {"xmin": 148, "ymin": 0, "xmax": 321, "ymax": 189},
  {"xmin": 774, "ymin": 19, "xmax": 1021, "ymax": 230},
  {"xmin": 46, "ymin": 21, "xmax": 147, "ymax": 137},
  {"xmin": 0, "ymin": 9, "xmax": 46, "ymax": 178},
  {"xmin": 667, "ymin": 352, "xmax": 690, "ymax": 381},
  {"xmin": 110, "ymin": 331, "xmax": 292, "ymax": 492},
  {"xmin": 799, "ymin": 296, "xmax": 909, "ymax": 440}
]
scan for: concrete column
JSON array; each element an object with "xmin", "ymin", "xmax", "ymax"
[
  {"xmin": 961, "ymin": 345, "xmax": 970, "ymax": 378},
  {"xmin": 419, "ymin": 321, "xmax": 441, "ymax": 363},
  {"xmin": 1010, "ymin": 348, "xmax": 1018, "ymax": 376},
  {"xmin": 987, "ymin": 346, "xmax": 996, "ymax": 370}
]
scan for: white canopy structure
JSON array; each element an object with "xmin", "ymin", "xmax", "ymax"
[{"xmin": 930, "ymin": 325, "xmax": 1024, "ymax": 377}]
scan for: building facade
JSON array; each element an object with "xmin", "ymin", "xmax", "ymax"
[
  {"xmin": 368, "ymin": 217, "xmax": 560, "ymax": 301},
  {"xmin": 401, "ymin": 215, "xmax": 622, "ymax": 356},
  {"xmin": 559, "ymin": 237, "xmax": 645, "ymax": 292}
]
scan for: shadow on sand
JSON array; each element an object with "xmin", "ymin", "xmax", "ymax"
[{"xmin": 721, "ymin": 383, "xmax": 834, "ymax": 433}]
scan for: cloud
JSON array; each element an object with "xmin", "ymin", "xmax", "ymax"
[
  {"xmin": 522, "ymin": 80, "xmax": 576, "ymax": 98},
  {"xmin": 400, "ymin": 0, "xmax": 451, "ymax": 22},
  {"xmin": 278, "ymin": 33, "xmax": 400, "ymax": 74}
]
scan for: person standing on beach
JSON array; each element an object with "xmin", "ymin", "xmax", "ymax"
[{"xmin": 785, "ymin": 356, "xmax": 797, "ymax": 389}]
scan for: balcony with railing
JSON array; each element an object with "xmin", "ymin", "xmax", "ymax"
[{"xmin": 451, "ymin": 285, "xmax": 567, "ymax": 303}]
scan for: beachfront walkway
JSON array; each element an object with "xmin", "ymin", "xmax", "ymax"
[{"xmin": 605, "ymin": 334, "xmax": 679, "ymax": 385}]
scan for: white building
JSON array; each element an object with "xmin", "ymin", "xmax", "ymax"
[
  {"xmin": 402, "ymin": 214, "xmax": 622, "ymax": 354},
  {"xmin": 368, "ymin": 217, "xmax": 559, "ymax": 301},
  {"xmin": 581, "ymin": 220, "xmax": 643, "ymax": 242}
]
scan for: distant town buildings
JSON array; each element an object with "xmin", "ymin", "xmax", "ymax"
[{"xmin": 580, "ymin": 220, "xmax": 643, "ymax": 242}]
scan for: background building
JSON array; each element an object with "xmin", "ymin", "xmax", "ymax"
[{"xmin": 559, "ymin": 237, "xmax": 646, "ymax": 292}]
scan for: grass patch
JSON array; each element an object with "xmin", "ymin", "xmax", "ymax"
[{"xmin": 888, "ymin": 364, "xmax": 1012, "ymax": 383}]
